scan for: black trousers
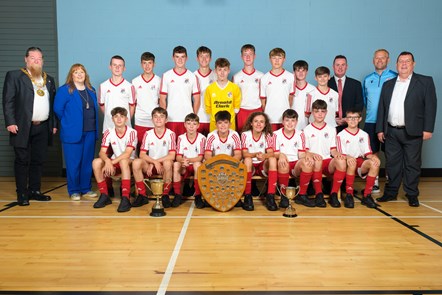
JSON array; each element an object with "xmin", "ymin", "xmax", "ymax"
[
  {"xmin": 14, "ymin": 122, "xmax": 49, "ymax": 195},
  {"xmin": 384, "ymin": 126, "xmax": 423, "ymax": 198}
]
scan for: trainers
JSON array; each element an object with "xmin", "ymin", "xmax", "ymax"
[
  {"xmin": 314, "ymin": 193, "xmax": 326, "ymax": 207},
  {"xmin": 172, "ymin": 194, "xmax": 182, "ymax": 207},
  {"xmin": 70, "ymin": 193, "xmax": 81, "ymax": 201},
  {"xmin": 295, "ymin": 194, "xmax": 316, "ymax": 207},
  {"xmin": 194, "ymin": 195, "xmax": 205, "ymax": 209},
  {"xmin": 162, "ymin": 195, "xmax": 172, "ymax": 208},
  {"xmin": 242, "ymin": 194, "xmax": 254, "ymax": 211},
  {"xmin": 132, "ymin": 194, "xmax": 149, "ymax": 207},
  {"xmin": 93, "ymin": 194, "xmax": 112, "ymax": 208},
  {"xmin": 265, "ymin": 194, "xmax": 278, "ymax": 211},
  {"xmin": 83, "ymin": 191, "xmax": 97, "ymax": 198},
  {"xmin": 117, "ymin": 197, "xmax": 131, "ymax": 212},
  {"xmin": 372, "ymin": 185, "xmax": 381, "ymax": 194},
  {"xmin": 361, "ymin": 195, "xmax": 378, "ymax": 208},
  {"xmin": 328, "ymin": 193, "xmax": 341, "ymax": 208},
  {"xmin": 279, "ymin": 196, "xmax": 289, "ymax": 208},
  {"xmin": 343, "ymin": 193, "xmax": 354, "ymax": 208}
]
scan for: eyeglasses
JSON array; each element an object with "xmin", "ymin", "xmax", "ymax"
[{"xmin": 346, "ymin": 116, "xmax": 360, "ymax": 120}]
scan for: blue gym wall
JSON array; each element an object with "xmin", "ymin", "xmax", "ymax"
[{"xmin": 57, "ymin": 0, "xmax": 442, "ymax": 168}]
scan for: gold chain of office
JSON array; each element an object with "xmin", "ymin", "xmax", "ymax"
[{"xmin": 21, "ymin": 68, "xmax": 47, "ymax": 96}]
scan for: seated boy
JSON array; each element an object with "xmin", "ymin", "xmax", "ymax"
[
  {"xmin": 132, "ymin": 107, "xmax": 176, "ymax": 208},
  {"xmin": 337, "ymin": 109, "xmax": 380, "ymax": 208},
  {"xmin": 274, "ymin": 109, "xmax": 314, "ymax": 207},
  {"xmin": 93, "ymin": 107, "xmax": 137, "ymax": 212},
  {"xmin": 205, "ymin": 110, "xmax": 242, "ymax": 206},
  {"xmin": 302, "ymin": 99, "xmax": 346, "ymax": 208},
  {"xmin": 241, "ymin": 112, "xmax": 278, "ymax": 211},
  {"xmin": 173, "ymin": 113, "xmax": 206, "ymax": 208}
]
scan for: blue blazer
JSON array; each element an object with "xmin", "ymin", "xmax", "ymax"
[{"xmin": 54, "ymin": 84, "xmax": 99, "ymax": 143}]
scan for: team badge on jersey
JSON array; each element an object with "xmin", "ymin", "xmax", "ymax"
[
  {"xmin": 359, "ymin": 137, "xmax": 364, "ymax": 143},
  {"xmin": 121, "ymin": 89, "xmax": 126, "ymax": 94},
  {"xmin": 329, "ymin": 97, "xmax": 333, "ymax": 103},
  {"xmin": 255, "ymin": 78, "xmax": 259, "ymax": 84},
  {"xmin": 227, "ymin": 92, "xmax": 232, "ymax": 98},
  {"xmin": 324, "ymin": 133, "xmax": 329, "ymax": 139},
  {"xmin": 151, "ymin": 85, "xmax": 156, "ymax": 90},
  {"xmin": 163, "ymin": 140, "xmax": 167, "ymax": 146},
  {"xmin": 282, "ymin": 79, "xmax": 287, "ymax": 84},
  {"xmin": 259, "ymin": 142, "xmax": 264, "ymax": 148},
  {"xmin": 184, "ymin": 78, "xmax": 189, "ymax": 84}
]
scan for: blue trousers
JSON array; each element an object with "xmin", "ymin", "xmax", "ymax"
[{"xmin": 63, "ymin": 131, "xmax": 96, "ymax": 195}]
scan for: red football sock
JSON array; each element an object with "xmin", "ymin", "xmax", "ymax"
[
  {"xmin": 267, "ymin": 170, "xmax": 277, "ymax": 194},
  {"xmin": 278, "ymin": 172, "xmax": 290, "ymax": 195},
  {"xmin": 331, "ymin": 170, "xmax": 346, "ymax": 193},
  {"xmin": 163, "ymin": 182, "xmax": 171, "ymax": 195},
  {"xmin": 173, "ymin": 181, "xmax": 182, "ymax": 195},
  {"xmin": 97, "ymin": 180, "xmax": 108, "ymax": 195},
  {"xmin": 346, "ymin": 174, "xmax": 355, "ymax": 194},
  {"xmin": 136, "ymin": 181, "xmax": 146, "ymax": 196},
  {"xmin": 364, "ymin": 175, "xmax": 376, "ymax": 196},
  {"xmin": 121, "ymin": 179, "xmax": 131, "ymax": 198},
  {"xmin": 299, "ymin": 172, "xmax": 313, "ymax": 195},
  {"xmin": 313, "ymin": 171, "xmax": 323, "ymax": 194},
  {"xmin": 194, "ymin": 179, "xmax": 201, "ymax": 195},
  {"xmin": 245, "ymin": 171, "xmax": 252, "ymax": 194}
]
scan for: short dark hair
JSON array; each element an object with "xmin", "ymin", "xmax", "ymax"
[
  {"xmin": 293, "ymin": 60, "xmax": 309, "ymax": 71},
  {"xmin": 173, "ymin": 45, "xmax": 187, "ymax": 56},
  {"xmin": 151, "ymin": 106, "xmax": 168, "ymax": 118},
  {"xmin": 110, "ymin": 55, "xmax": 125, "ymax": 65},
  {"xmin": 185, "ymin": 113, "xmax": 199, "ymax": 123},
  {"xmin": 397, "ymin": 51, "xmax": 415, "ymax": 62},
  {"xmin": 141, "ymin": 52, "xmax": 155, "ymax": 62},
  {"xmin": 315, "ymin": 66, "xmax": 330, "ymax": 76},
  {"xmin": 282, "ymin": 109, "xmax": 298, "ymax": 120},
  {"xmin": 333, "ymin": 55, "xmax": 347, "ymax": 64},
  {"xmin": 215, "ymin": 110, "xmax": 231, "ymax": 123},
  {"xmin": 111, "ymin": 107, "xmax": 128, "ymax": 117},
  {"xmin": 269, "ymin": 47, "xmax": 286, "ymax": 58},
  {"xmin": 312, "ymin": 99, "xmax": 328, "ymax": 110},
  {"xmin": 215, "ymin": 57, "xmax": 230, "ymax": 69},
  {"xmin": 241, "ymin": 44, "xmax": 256, "ymax": 54},
  {"xmin": 25, "ymin": 47, "xmax": 43, "ymax": 57},
  {"xmin": 345, "ymin": 108, "xmax": 362, "ymax": 117},
  {"xmin": 196, "ymin": 46, "xmax": 212, "ymax": 57}
]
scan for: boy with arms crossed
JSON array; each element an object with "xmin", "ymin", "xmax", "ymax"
[
  {"xmin": 172, "ymin": 113, "xmax": 206, "ymax": 208},
  {"xmin": 233, "ymin": 44, "xmax": 264, "ymax": 132},
  {"xmin": 160, "ymin": 46, "xmax": 200, "ymax": 137},
  {"xmin": 337, "ymin": 109, "xmax": 380, "ymax": 208},
  {"xmin": 303, "ymin": 99, "xmax": 346, "ymax": 208},
  {"xmin": 132, "ymin": 107, "xmax": 176, "ymax": 208},
  {"xmin": 93, "ymin": 107, "xmax": 137, "ymax": 212},
  {"xmin": 274, "ymin": 109, "xmax": 314, "ymax": 207},
  {"xmin": 260, "ymin": 48, "xmax": 295, "ymax": 131}
]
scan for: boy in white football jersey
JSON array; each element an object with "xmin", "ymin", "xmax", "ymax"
[
  {"xmin": 99, "ymin": 55, "xmax": 135, "ymax": 132},
  {"xmin": 260, "ymin": 48, "xmax": 295, "ymax": 131},
  {"xmin": 305, "ymin": 66, "xmax": 339, "ymax": 128},
  {"xmin": 92, "ymin": 107, "xmax": 137, "ymax": 213},
  {"xmin": 241, "ymin": 112, "xmax": 278, "ymax": 211},
  {"xmin": 292, "ymin": 60, "xmax": 315, "ymax": 131},
  {"xmin": 233, "ymin": 44, "xmax": 264, "ymax": 132},
  {"xmin": 160, "ymin": 46, "xmax": 200, "ymax": 137},
  {"xmin": 172, "ymin": 113, "xmax": 206, "ymax": 208},
  {"xmin": 274, "ymin": 109, "xmax": 315, "ymax": 208},
  {"xmin": 303, "ymin": 99, "xmax": 346, "ymax": 208},
  {"xmin": 132, "ymin": 52, "xmax": 161, "ymax": 146},
  {"xmin": 337, "ymin": 109, "xmax": 380, "ymax": 208},
  {"xmin": 194, "ymin": 46, "xmax": 216, "ymax": 136},
  {"xmin": 132, "ymin": 107, "xmax": 176, "ymax": 208}
]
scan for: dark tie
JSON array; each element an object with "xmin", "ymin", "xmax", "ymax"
[{"xmin": 338, "ymin": 78, "xmax": 343, "ymax": 119}]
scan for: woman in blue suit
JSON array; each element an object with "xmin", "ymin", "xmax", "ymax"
[{"xmin": 54, "ymin": 64, "xmax": 99, "ymax": 200}]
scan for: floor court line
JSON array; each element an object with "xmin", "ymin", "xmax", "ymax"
[{"xmin": 0, "ymin": 215, "xmax": 441, "ymax": 219}]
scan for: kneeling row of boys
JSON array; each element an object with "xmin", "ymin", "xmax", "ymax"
[{"xmin": 91, "ymin": 101, "xmax": 380, "ymax": 213}]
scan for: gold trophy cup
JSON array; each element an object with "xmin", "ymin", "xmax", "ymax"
[
  {"xmin": 144, "ymin": 179, "xmax": 166, "ymax": 217},
  {"xmin": 283, "ymin": 186, "xmax": 298, "ymax": 218}
]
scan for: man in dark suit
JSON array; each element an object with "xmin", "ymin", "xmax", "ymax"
[
  {"xmin": 2, "ymin": 47, "xmax": 57, "ymax": 206},
  {"xmin": 376, "ymin": 51, "xmax": 437, "ymax": 207},
  {"xmin": 328, "ymin": 55, "xmax": 364, "ymax": 133}
]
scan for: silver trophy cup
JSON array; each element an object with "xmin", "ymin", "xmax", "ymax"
[{"xmin": 144, "ymin": 179, "xmax": 166, "ymax": 217}]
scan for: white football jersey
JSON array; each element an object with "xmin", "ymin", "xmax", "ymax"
[
  {"xmin": 132, "ymin": 74, "xmax": 161, "ymax": 127},
  {"xmin": 293, "ymin": 83, "xmax": 315, "ymax": 131},
  {"xmin": 140, "ymin": 128, "xmax": 176, "ymax": 159},
  {"xmin": 306, "ymin": 87, "xmax": 339, "ymax": 128},
  {"xmin": 303, "ymin": 123, "xmax": 337, "ymax": 159},
  {"xmin": 241, "ymin": 130, "xmax": 275, "ymax": 164},
  {"xmin": 99, "ymin": 79, "xmax": 135, "ymax": 132},
  {"xmin": 205, "ymin": 129, "xmax": 241, "ymax": 157},
  {"xmin": 194, "ymin": 69, "xmax": 216, "ymax": 123},
  {"xmin": 337, "ymin": 128, "xmax": 372, "ymax": 158},
  {"xmin": 273, "ymin": 128, "xmax": 306, "ymax": 162},
  {"xmin": 101, "ymin": 126, "xmax": 137, "ymax": 159},
  {"xmin": 233, "ymin": 69, "xmax": 264, "ymax": 110},
  {"xmin": 176, "ymin": 132, "xmax": 206, "ymax": 159}
]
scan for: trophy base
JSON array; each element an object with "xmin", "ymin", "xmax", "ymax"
[
  {"xmin": 283, "ymin": 213, "xmax": 298, "ymax": 218},
  {"xmin": 150, "ymin": 208, "xmax": 166, "ymax": 217}
]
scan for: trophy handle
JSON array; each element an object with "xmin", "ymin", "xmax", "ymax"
[{"xmin": 143, "ymin": 178, "xmax": 152, "ymax": 191}]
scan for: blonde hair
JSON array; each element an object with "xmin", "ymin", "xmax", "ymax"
[{"xmin": 65, "ymin": 63, "xmax": 93, "ymax": 94}]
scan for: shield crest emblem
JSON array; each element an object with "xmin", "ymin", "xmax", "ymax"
[{"xmin": 197, "ymin": 154, "xmax": 247, "ymax": 212}]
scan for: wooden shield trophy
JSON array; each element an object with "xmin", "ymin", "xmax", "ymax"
[{"xmin": 198, "ymin": 154, "xmax": 247, "ymax": 212}]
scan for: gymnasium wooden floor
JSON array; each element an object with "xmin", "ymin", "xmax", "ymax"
[{"xmin": 0, "ymin": 177, "xmax": 441, "ymax": 295}]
